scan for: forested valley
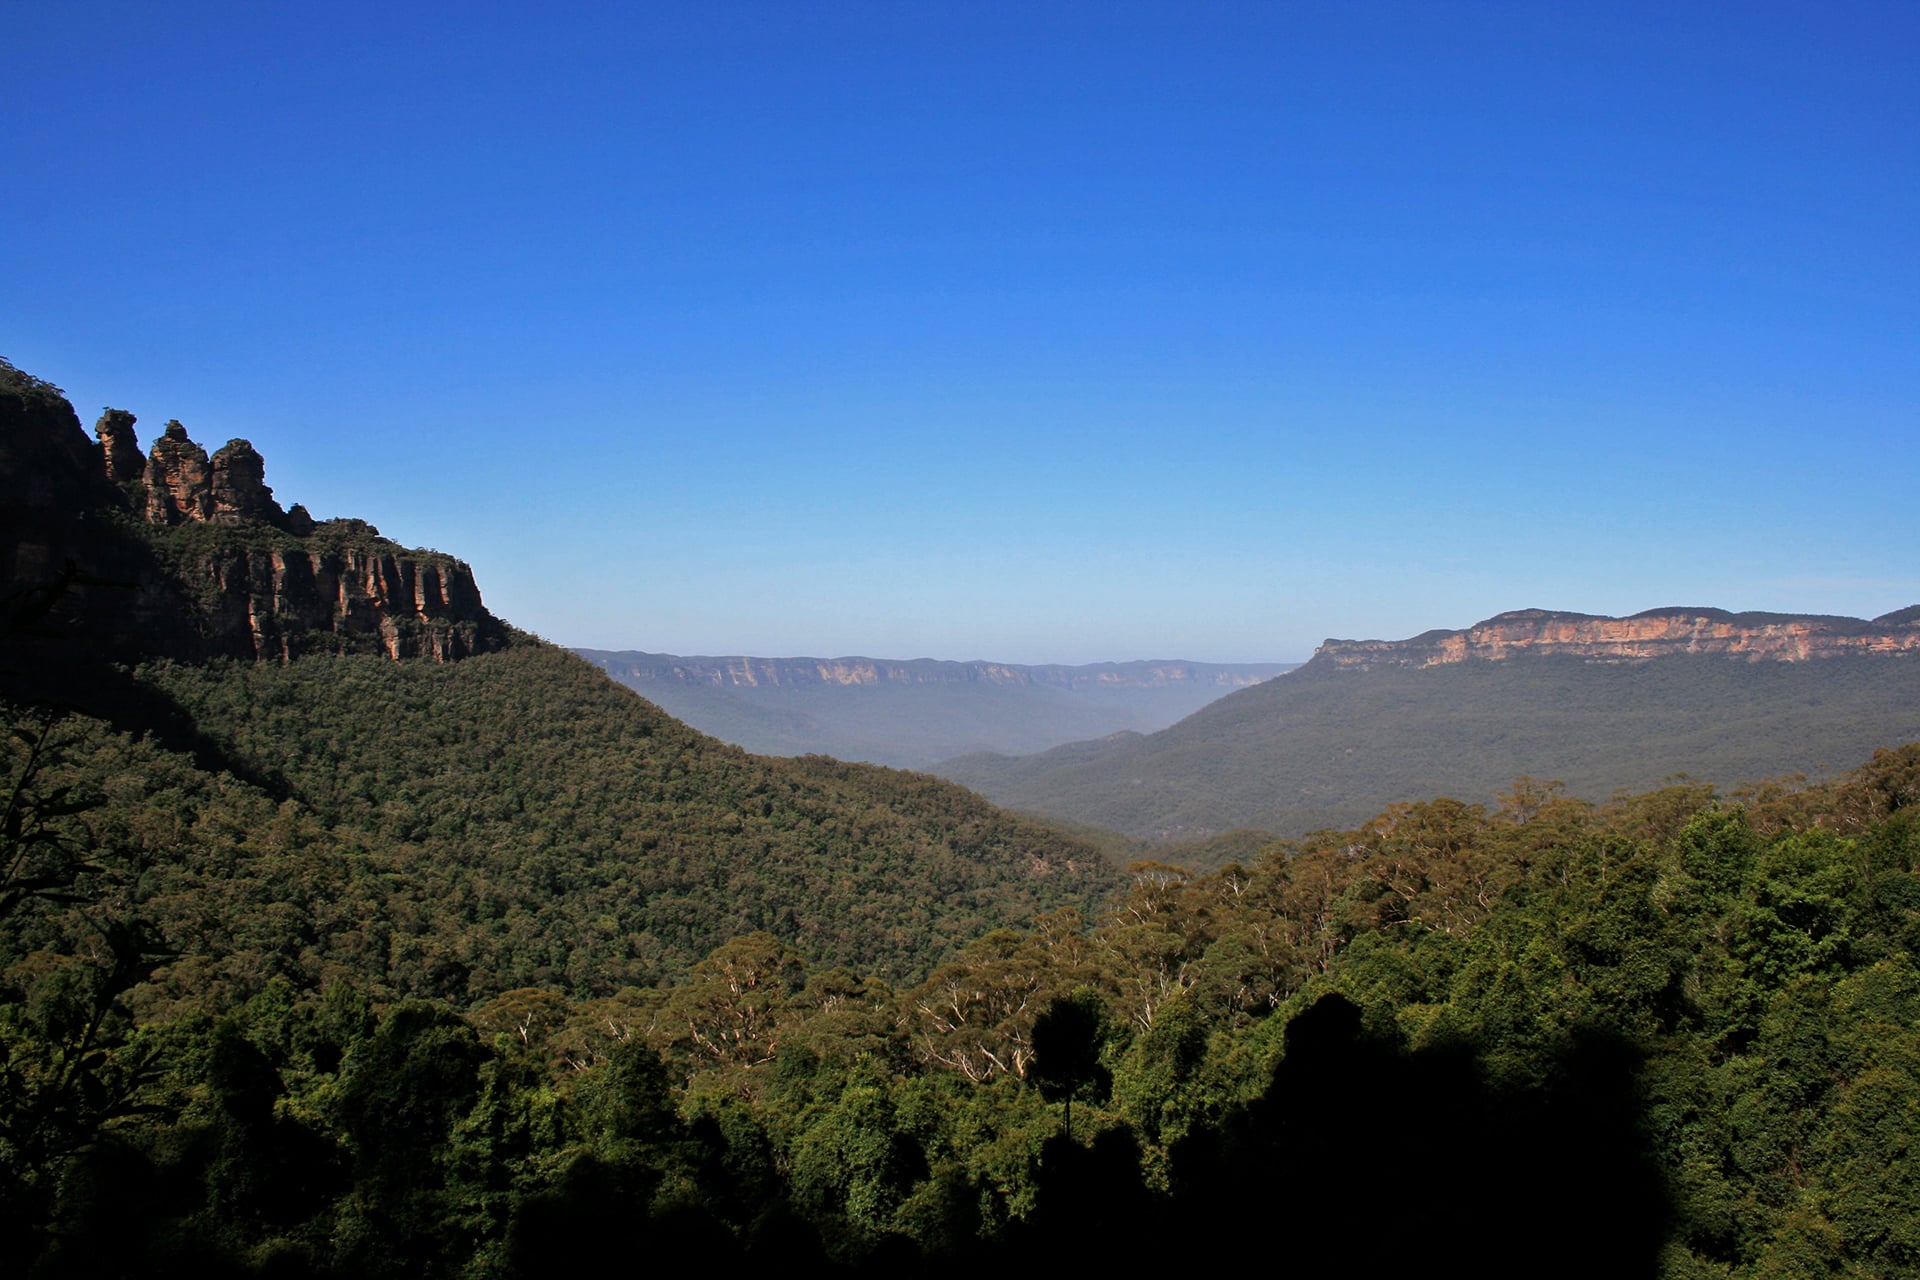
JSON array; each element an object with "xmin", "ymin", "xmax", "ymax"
[
  {"xmin": 8, "ymin": 668, "xmax": 1919, "ymax": 1275},
  {"xmin": 4, "ymin": 359, "xmax": 1919, "ymax": 1276}
]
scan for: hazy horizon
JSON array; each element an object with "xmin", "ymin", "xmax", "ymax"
[{"xmin": 9, "ymin": 2, "xmax": 1916, "ymax": 665}]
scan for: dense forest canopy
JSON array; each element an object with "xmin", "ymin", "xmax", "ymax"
[{"xmin": 6, "ymin": 678, "xmax": 1919, "ymax": 1273}]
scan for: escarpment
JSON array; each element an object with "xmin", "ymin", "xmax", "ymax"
[
  {"xmin": 1, "ymin": 359, "xmax": 507, "ymax": 666},
  {"xmin": 185, "ymin": 534, "xmax": 501, "ymax": 663},
  {"xmin": 586, "ymin": 651, "xmax": 1290, "ymax": 692},
  {"xmin": 1316, "ymin": 606, "xmax": 1920, "ymax": 669}
]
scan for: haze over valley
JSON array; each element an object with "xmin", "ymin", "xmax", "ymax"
[
  {"xmin": 576, "ymin": 649, "xmax": 1295, "ymax": 767},
  {"xmin": 583, "ymin": 608, "xmax": 1920, "ymax": 846},
  {"xmin": 939, "ymin": 606, "xmax": 1920, "ymax": 840}
]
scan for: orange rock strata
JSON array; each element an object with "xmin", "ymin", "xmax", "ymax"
[{"xmin": 1317, "ymin": 607, "xmax": 1920, "ymax": 669}]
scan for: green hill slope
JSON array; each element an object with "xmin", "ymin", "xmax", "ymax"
[
  {"xmin": 937, "ymin": 652, "xmax": 1920, "ymax": 837},
  {"xmin": 111, "ymin": 644, "xmax": 1116, "ymax": 1001}
]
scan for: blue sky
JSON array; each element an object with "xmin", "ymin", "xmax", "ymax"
[{"xmin": 6, "ymin": 1, "xmax": 1916, "ymax": 663}]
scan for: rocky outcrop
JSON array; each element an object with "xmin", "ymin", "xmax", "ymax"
[
  {"xmin": 1, "ymin": 363, "xmax": 126, "ymax": 619},
  {"xmin": 208, "ymin": 438, "xmax": 282, "ymax": 525},
  {"xmin": 144, "ymin": 420, "xmax": 214, "ymax": 524},
  {"xmin": 95, "ymin": 409, "xmax": 143, "ymax": 483},
  {"xmin": 1317, "ymin": 607, "xmax": 1920, "ymax": 669},
  {"xmin": 1, "ymin": 364, "xmax": 508, "ymax": 665},
  {"xmin": 136, "ymin": 422, "xmax": 289, "ymax": 527},
  {"xmin": 1, "ymin": 362, "xmax": 114, "ymax": 515}
]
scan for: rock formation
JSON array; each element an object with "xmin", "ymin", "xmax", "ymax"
[
  {"xmin": 194, "ymin": 538, "xmax": 500, "ymax": 662},
  {"xmin": 1317, "ymin": 607, "xmax": 1920, "ymax": 669},
  {"xmin": 208, "ymin": 438, "xmax": 282, "ymax": 525},
  {"xmin": 0, "ymin": 362, "xmax": 113, "ymax": 515},
  {"xmin": 95, "ymin": 408, "xmax": 143, "ymax": 483},
  {"xmin": 0, "ymin": 363, "xmax": 508, "ymax": 665},
  {"xmin": 283, "ymin": 502, "xmax": 316, "ymax": 536},
  {"xmin": 143, "ymin": 420, "xmax": 214, "ymax": 524}
]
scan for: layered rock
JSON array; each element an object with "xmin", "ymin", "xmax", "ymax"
[
  {"xmin": 144, "ymin": 420, "xmax": 214, "ymax": 524},
  {"xmin": 208, "ymin": 438, "xmax": 282, "ymax": 525},
  {"xmin": 1, "ymin": 366, "xmax": 507, "ymax": 665},
  {"xmin": 1317, "ymin": 607, "xmax": 1920, "ymax": 669},
  {"xmin": 195, "ymin": 540, "xmax": 499, "ymax": 662},
  {"xmin": 95, "ymin": 409, "xmax": 143, "ymax": 483}
]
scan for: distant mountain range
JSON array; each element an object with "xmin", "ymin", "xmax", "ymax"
[
  {"xmin": 574, "ymin": 650, "xmax": 1295, "ymax": 768},
  {"xmin": 934, "ymin": 607, "xmax": 1920, "ymax": 839}
]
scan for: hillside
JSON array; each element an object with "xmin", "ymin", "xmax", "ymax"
[
  {"xmin": 578, "ymin": 648, "xmax": 1293, "ymax": 767},
  {"xmin": 938, "ymin": 611, "xmax": 1920, "ymax": 838},
  {"xmin": 0, "ymin": 360, "xmax": 1120, "ymax": 998},
  {"xmin": 112, "ymin": 646, "xmax": 1115, "ymax": 1001}
]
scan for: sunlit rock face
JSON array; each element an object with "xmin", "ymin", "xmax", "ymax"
[
  {"xmin": 1317, "ymin": 607, "xmax": 1920, "ymax": 669},
  {"xmin": 208, "ymin": 439, "xmax": 282, "ymax": 526},
  {"xmin": 130, "ymin": 420, "xmax": 504, "ymax": 661},
  {"xmin": 190, "ymin": 540, "xmax": 498, "ymax": 662},
  {"xmin": 1, "ymin": 368, "xmax": 507, "ymax": 665},
  {"xmin": 143, "ymin": 420, "xmax": 214, "ymax": 525}
]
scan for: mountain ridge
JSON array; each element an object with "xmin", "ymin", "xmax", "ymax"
[
  {"xmin": 577, "ymin": 647, "xmax": 1294, "ymax": 767},
  {"xmin": 1317, "ymin": 604, "xmax": 1920, "ymax": 669},
  {"xmin": 937, "ymin": 610, "xmax": 1920, "ymax": 838},
  {"xmin": 577, "ymin": 650, "xmax": 1291, "ymax": 691}
]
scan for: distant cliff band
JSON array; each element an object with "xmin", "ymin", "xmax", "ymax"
[{"xmin": 1317, "ymin": 606, "xmax": 1920, "ymax": 668}]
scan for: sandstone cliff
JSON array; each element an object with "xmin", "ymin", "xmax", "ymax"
[
  {"xmin": 95, "ymin": 408, "xmax": 142, "ymax": 483},
  {"xmin": 1316, "ymin": 606, "xmax": 1920, "ymax": 670},
  {"xmin": 1, "ymin": 359, "xmax": 507, "ymax": 665},
  {"xmin": 184, "ymin": 532, "xmax": 503, "ymax": 663},
  {"xmin": 142, "ymin": 420, "xmax": 216, "ymax": 524}
]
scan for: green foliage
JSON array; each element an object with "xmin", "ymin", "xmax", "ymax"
[
  {"xmin": 3, "ymin": 626, "xmax": 1919, "ymax": 1273},
  {"xmin": 24, "ymin": 644, "xmax": 1121, "ymax": 1004}
]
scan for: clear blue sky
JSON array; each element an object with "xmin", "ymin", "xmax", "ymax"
[{"xmin": 7, "ymin": 1, "xmax": 1916, "ymax": 663}]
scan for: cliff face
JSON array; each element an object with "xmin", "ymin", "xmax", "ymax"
[
  {"xmin": 190, "ymin": 539, "xmax": 501, "ymax": 663},
  {"xmin": 0, "ymin": 360, "xmax": 507, "ymax": 665},
  {"xmin": 143, "ymin": 420, "xmax": 216, "ymax": 524},
  {"xmin": 95, "ymin": 408, "xmax": 142, "ymax": 483},
  {"xmin": 583, "ymin": 652, "xmax": 1292, "ymax": 692},
  {"xmin": 1317, "ymin": 607, "xmax": 1920, "ymax": 670}
]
